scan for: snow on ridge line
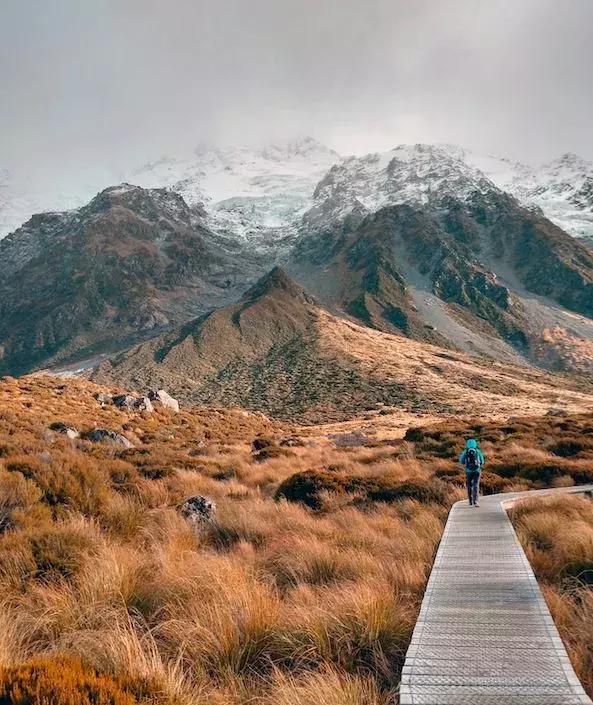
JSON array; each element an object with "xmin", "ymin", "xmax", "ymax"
[{"xmin": 2, "ymin": 139, "xmax": 593, "ymax": 243}]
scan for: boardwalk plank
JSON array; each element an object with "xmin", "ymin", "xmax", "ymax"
[{"xmin": 400, "ymin": 487, "xmax": 593, "ymax": 705}]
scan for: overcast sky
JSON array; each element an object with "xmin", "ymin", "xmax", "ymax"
[{"xmin": 1, "ymin": 0, "xmax": 592, "ymax": 191}]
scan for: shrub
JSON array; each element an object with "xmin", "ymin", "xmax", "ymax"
[
  {"xmin": 478, "ymin": 472, "xmax": 511, "ymax": 495},
  {"xmin": 29, "ymin": 526, "xmax": 96, "ymax": 581},
  {"xmin": 276, "ymin": 471, "xmax": 349, "ymax": 509},
  {"xmin": 434, "ymin": 466, "xmax": 462, "ymax": 478},
  {"xmin": 567, "ymin": 466, "xmax": 593, "ymax": 484},
  {"xmin": 0, "ymin": 655, "xmax": 159, "ymax": 705},
  {"xmin": 104, "ymin": 460, "xmax": 140, "ymax": 490},
  {"xmin": 403, "ymin": 427, "xmax": 424, "ymax": 442},
  {"xmin": 253, "ymin": 435, "xmax": 276, "ymax": 451},
  {"xmin": 519, "ymin": 462, "xmax": 567, "ymax": 485},
  {"xmin": 549, "ymin": 438, "xmax": 593, "ymax": 458},
  {"xmin": 365, "ymin": 478, "xmax": 448, "ymax": 505},
  {"xmin": 275, "ymin": 471, "xmax": 448, "ymax": 509},
  {"xmin": 0, "ymin": 470, "xmax": 43, "ymax": 532},
  {"xmin": 254, "ymin": 446, "xmax": 289, "ymax": 462}
]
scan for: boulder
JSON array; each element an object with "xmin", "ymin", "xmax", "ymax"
[
  {"xmin": 84, "ymin": 428, "xmax": 134, "ymax": 449},
  {"xmin": 48, "ymin": 422, "xmax": 80, "ymax": 439},
  {"xmin": 148, "ymin": 389, "xmax": 179, "ymax": 413},
  {"xmin": 180, "ymin": 496, "xmax": 216, "ymax": 527},
  {"xmin": 113, "ymin": 394, "xmax": 138, "ymax": 410},
  {"xmin": 135, "ymin": 396, "xmax": 154, "ymax": 412},
  {"xmin": 94, "ymin": 392, "xmax": 113, "ymax": 405}
]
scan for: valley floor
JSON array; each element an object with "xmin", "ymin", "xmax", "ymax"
[{"xmin": 0, "ymin": 375, "xmax": 592, "ymax": 703}]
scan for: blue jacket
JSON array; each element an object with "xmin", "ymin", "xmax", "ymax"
[{"xmin": 459, "ymin": 439, "xmax": 485, "ymax": 473}]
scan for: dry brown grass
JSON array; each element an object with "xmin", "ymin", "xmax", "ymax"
[
  {"xmin": 0, "ymin": 375, "xmax": 449, "ymax": 703},
  {"xmin": 1, "ymin": 374, "xmax": 593, "ymax": 703},
  {"xmin": 510, "ymin": 494, "xmax": 593, "ymax": 698}
]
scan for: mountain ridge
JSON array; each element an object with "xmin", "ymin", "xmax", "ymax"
[{"xmin": 91, "ymin": 267, "xmax": 593, "ymax": 422}]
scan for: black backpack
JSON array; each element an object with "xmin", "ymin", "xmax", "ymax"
[{"xmin": 465, "ymin": 448, "xmax": 480, "ymax": 471}]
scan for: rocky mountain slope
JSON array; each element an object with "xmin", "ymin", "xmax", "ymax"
[
  {"xmin": 0, "ymin": 168, "xmax": 92, "ymax": 239},
  {"xmin": 0, "ymin": 184, "xmax": 268, "ymax": 375},
  {"xmin": 459, "ymin": 148, "xmax": 593, "ymax": 243},
  {"xmin": 289, "ymin": 145, "xmax": 593, "ymax": 372},
  {"xmin": 3, "ymin": 141, "xmax": 593, "ymax": 381},
  {"xmin": 91, "ymin": 267, "xmax": 593, "ymax": 422}
]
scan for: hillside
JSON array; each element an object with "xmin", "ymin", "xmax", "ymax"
[
  {"xmin": 3, "ymin": 142, "xmax": 593, "ymax": 380},
  {"xmin": 0, "ymin": 184, "xmax": 267, "ymax": 376},
  {"xmin": 91, "ymin": 268, "xmax": 593, "ymax": 422},
  {"xmin": 290, "ymin": 148, "xmax": 593, "ymax": 372}
]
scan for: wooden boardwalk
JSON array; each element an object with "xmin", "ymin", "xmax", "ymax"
[{"xmin": 400, "ymin": 487, "xmax": 593, "ymax": 705}]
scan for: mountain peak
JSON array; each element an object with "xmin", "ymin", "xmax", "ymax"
[{"xmin": 242, "ymin": 266, "xmax": 314, "ymax": 304}]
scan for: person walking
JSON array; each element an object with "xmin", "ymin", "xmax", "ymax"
[{"xmin": 459, "ymin": 438, "xmax": 485, "ymax": 507}]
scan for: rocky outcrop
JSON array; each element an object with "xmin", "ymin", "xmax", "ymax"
[
  {"xmin": 82, "ymin": 428, "xmax": 134, "ymax": 448},
  {"xmin": 180, "ymin": 496, "xmax": 217, "ymax": 529},
  {"xmin": 49, "ymin": 422, "xmax": 80, "ymax": 439},
  {"xmin": 148, "ymin": 389, "xmax": 179, "ymax": 413}
]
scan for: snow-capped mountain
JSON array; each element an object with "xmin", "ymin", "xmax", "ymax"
[
  {"xmin": 301, "ymin": 142, "xmax": 593, "ymax": 242},
  {"xmin": 455, "ymin": 149, "xmax": 593, "ymax": 241},
  {"xmin": 302, "ymin": 143, "xmax": 499, "ymax": 230},
  {"xmin": 131, "ymin": 136, "xmax": 343, "ymax": 255}
]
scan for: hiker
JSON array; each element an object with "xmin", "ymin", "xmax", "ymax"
[{"xmin": 459, "ymin": 438, "xmax": 485, "ymax": 507}]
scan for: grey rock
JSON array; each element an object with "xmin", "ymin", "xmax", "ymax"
[
  {"xmin": 180, "ymin": 495, "xmax": 216, "ymax": 526},
  {"xmin": 95, "ymin": 392, "xmax": 113, "ymax": 404},
  {"xmin": 48, "ymin": 421, "xmax": 80, "ymax": 439},
  {"xmin": 148, "ymin": 389, "xmax": 180, "ymax": 413},
  {"xmin": 135, "ymin": 396, "xmax": 154, "ymax": 412},
  {"xmin": 113, "ymin": 394, "xmax": 138, "ymax": 410},
  {"xmin": 545, "ymin": 407, "xmax": 569, "ymax": 417},
  {"xmin": 85, "ymin": 428, "xmax": 134, "ymax": 449}
]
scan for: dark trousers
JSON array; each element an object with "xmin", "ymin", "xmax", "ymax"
[{"xmin": 466, "ymin": 471, "xmax": 480, "ymax": 504}]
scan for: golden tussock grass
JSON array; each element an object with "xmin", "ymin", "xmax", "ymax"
[
  {"xmin": 0, "ymin": 374, "xmax": 592, "ymax": 703},
  {"xmin": 510, "ymin": 494, "xmax": 593, "ymax": 697}
]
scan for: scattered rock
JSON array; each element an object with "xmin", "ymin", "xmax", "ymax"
[
  {"xmin": 113, "ymin": 394, "xmax": 138, "ymax": 410},
  {"xmin": 94, "ymin": 392, "xmax": 113, "ymax": 405},
  {"xmin": 180, "ymin": 496, "xmax": 216, "ymax": 527},
  {"xmin": 148, "ymin": 389, "xmax": 180, "ymax": 413},
  {"xmin": 48, "ymin": 422, "xmax": 80, "ymax": 439},
  {"xmin": 546, "ymin": 408, "xmax": 569, "ymax": 417},
  {"xmin": 135, "ymin": 396, "xmax": 154, "ymax": 412},
  {"xmin": 83, "ymin": 429, "xmax": 135, "ymax": 449}
]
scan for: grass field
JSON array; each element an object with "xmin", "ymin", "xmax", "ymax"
[
  {"xmin": 1, "ymin": 374, "xmax": 592, "ymax": 703},
  {"xmin": 510, "ymin": 494, "xmax": 593, "ymax": 698}
]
